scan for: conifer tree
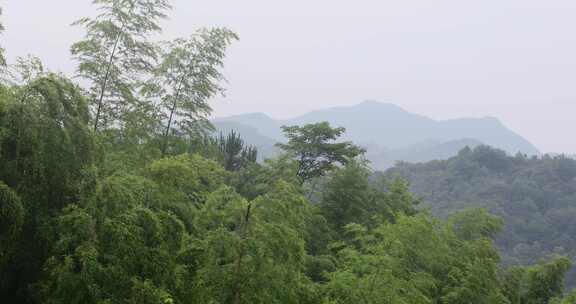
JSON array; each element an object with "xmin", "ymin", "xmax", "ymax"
[{"xmin": 217, "ymin": 131, "xmax": 258, "ymax": 171}]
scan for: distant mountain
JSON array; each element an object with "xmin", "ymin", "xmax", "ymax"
[
  {"xmin": 212, "ymin": 101, "xmax": 539, "ymax": 168},
  {"xmin": 214, "ymin": 113, "xmax": 283, "ymax": 140},
  {"xmin": 211, "ymin": 120, "xmax": 279, "ymax": 161},
  {"xmin": 549, "ymin": 153, "xmax": 576, "ymax": 160},
  {"xmin": 366, "ymin": 138, "xmax": 484, "ymax": 169}
]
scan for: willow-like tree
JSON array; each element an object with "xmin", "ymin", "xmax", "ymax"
[
  {"xmin": 0, "ymin": 73, "xmax": 94, "ymax": 303},
  {"xmin": 144, "ymin": 28, "xmax": 238, "ymax": 155},
  {"xmin": 71, "ymin": 0, "xmax": 171, "ymax": 132}
]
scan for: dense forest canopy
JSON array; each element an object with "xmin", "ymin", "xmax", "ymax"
[
  {"xmin": 0, "ymin": 1, "xmax": 575, "ymax": 303},
  {"xmin": 383, "ymin": 145, "xmax": 576, "ymax": 287}
]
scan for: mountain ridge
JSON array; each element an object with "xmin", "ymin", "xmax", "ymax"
[{"xmin": 212, "ymin": 101, "xmax": 540, "ymax": 168}]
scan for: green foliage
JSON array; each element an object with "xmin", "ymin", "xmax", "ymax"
[
  {"xmin": 38, "ymin": 153, "xmax": 321, "ymax": 304},
  {"xmin": 0, "ymin": 73, "xmax": 94, "ymax": 303},
  {"xmin": 41, "ymin": 192, "xmax": 185, "ymax": 304},
  {"xmin": 320, "ymin": 161, "xmax": 373, "ymax": 231},
  {"xmin": 503, "ymin": 256, "xmax": 572, "ymax": 304},
  {"xmin": 320, "ymin": 161, "xmax": 419, "ymax": 232},
  {"xmin": 40, "ymin": 154, "xmax": 227, "ymax": 303},
  {"xmin": 523, "ymin": 257, "xmax": 571, "ymax": 304},
  {"xmin": 277, "ymin": 122, "xmax": 365, "ymax": 182},
  {"xmin": 0, "ymin": 73, "xmax": 93, "ymax": 203},
  {"xmin": 386, "ymin": 145, "xmax": 576, "ymax": 286},
  {"xmin": 191, "ymin": 181, "xmax": 317, "ymax": 304},
  {"xmin": 10, "ymin": 55, "xmax": 45, "ymax": 85},
  {"xmin": 216, "ymin": 131, "xmax": 258, "ymax": 171},
  {"xmin": 0, "ymin": 182, "xmax": 23, "ymax": 268},
  {"xmin": 143, "ymin": 28, "xmax": 238, "ymax": 154},
  {"xmin": 449, "ymin": 208, "xmax": 503, "ymax": 241},
  {"xmin": 323, "ymin": 212, "xmax": 508, "ymax": 304},
  {"xmin": 149, "ymin": 154, "xmax": 226, "ymax": 198},
  {"xmin": 552, "ymin": 291, "xmax": 576, "ymax": 304},
  {"xmin": 72, "ymin": 0, "xmax": 172, "ymax": 131},
  {"xmin": 1, "ymin": 2, "xmax": 576, "ymax": 304},
  {"xmin": 228, "ymin": 155, "xmax": 300, "ymax": 200}
]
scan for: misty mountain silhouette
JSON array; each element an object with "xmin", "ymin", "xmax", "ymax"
[{"xmin": 212, "ymin": 101, "xmax": 539, "ymax": 168}]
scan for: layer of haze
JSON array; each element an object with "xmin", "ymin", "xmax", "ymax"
[{"xmin": 3, "ymin": 0, "xmax": 576, "ymax": 153}]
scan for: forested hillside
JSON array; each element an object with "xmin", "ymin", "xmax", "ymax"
[
  {"xmin": 384, "ymin": 146, "xmax": 576, "ymax": 286},
  {"xmin": 1, "ymin": 1, "xmax": 576, "ymax": 303}
]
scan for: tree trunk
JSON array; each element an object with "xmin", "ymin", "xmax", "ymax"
[
  {"xmin": 161, "ymin": 75, "xmax": 186, "ymax": 157},
  {"xmin": 93, "ymin": 23, "xmax": 124, "ymax": 132}
]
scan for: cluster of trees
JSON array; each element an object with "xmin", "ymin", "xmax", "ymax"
[
  {"xmin": 68, "ymin": 0, "xmax": 237, "ymax": 159},
  {"xmin": 1, "ymin": 1, "xmax": 576, "ymax": 303},
  {"xmin": 385, "ymin": 145, "xmax": 576, "ymax": 287},
  {"xmin": 2, "ymin": 107, "xmax": 575, "ymax": 303}
]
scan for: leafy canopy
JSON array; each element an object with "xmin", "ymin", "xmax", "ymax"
[
  {"xmin": 277, "ymin": 122, "xmax": 365, "ymax": 182},
  {"xmin": 143, "ymin": 28, "xmax": 238, "ymax": 154}
]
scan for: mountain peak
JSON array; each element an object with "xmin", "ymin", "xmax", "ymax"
[
  {"xmin": 356, "ymin": 100, "xmax": 405, "ymax": 111},
  {"xmin": 214, "ymin": 112, "xmax": 272, "ymax": 121},
  {"xmin": 481, "ymin": 116, "xmax": 504, "ymax": 125},
  {"xmin": 212, "ymin": 101, "xmax": 539, "ymax": 158}
]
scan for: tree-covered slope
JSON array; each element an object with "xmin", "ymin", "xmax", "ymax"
[
  {"xmin": 2, "ymin": 1, "xmax": 576, "ymax": 303},
  {"xmin": 366, "ymin": 138, "xmax": 484, "ymax": 169},
  {"xmin": 383, "ymin": 145, "xmax": 576, "ymax": 285}
]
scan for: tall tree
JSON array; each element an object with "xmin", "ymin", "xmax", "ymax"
[
  {"xmin": 71, "ymin": 0, "xmax": 171, "ymax": 132},
  {"xmin": 277, "ymin": 122, "xmax": 365, "ymax": 182},
  {"xmin": 143, "ymin": 28, "xmax": 238, "ymax": 155}
]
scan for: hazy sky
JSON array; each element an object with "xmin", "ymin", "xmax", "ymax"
[{"xmin": 3, "ymin": 0, "xmax": 576, "ymax": 153}]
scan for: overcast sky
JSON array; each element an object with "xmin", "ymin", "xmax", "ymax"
[{"xmin": 3, "ymin": 0, "xmax": 576, "ymax": 153}]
